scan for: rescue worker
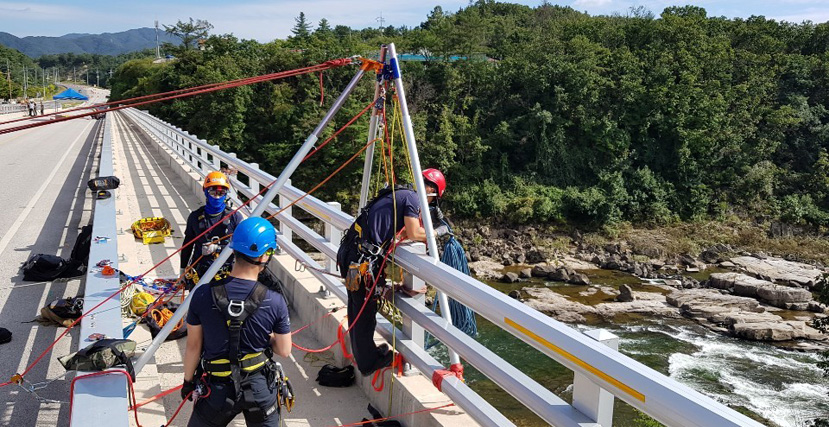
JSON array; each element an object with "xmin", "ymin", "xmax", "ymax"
[
  {"xmin": 336, "ymin": 168, "xmax": 449, "ymax": 375},
  {"xmin": 182, "ymin": 217, "xmax": 291, "ymax": 427},
  {"xmin": 181, "ymin": 171, "xmax": 242, "ymax": 289}
]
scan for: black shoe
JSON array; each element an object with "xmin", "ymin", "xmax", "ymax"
[{"xmin": 360, "ymin": 350, "xmax": 394, "ymax": 376}]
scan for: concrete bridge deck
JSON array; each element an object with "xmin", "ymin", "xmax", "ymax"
[{"xmin": 0, "ymin": 94, "xmax": 465, "ymax": 426}]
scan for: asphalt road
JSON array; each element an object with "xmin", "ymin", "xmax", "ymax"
[{"xmin": 0, "ymin": 86, "xmax": 107, "ymax": 426}]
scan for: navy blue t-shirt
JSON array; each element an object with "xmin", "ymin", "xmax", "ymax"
[
  {"xmin": 366, "ymin": 189, "xmax": 421, "ymax": 245},
  {"xmin": 187, "ymin": 277, "xmax": 290, "ymax": 360}
]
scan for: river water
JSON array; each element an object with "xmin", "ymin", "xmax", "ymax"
[{"xmin": 426, "ymin": 271, "xmax": 829, "ymax": 426}]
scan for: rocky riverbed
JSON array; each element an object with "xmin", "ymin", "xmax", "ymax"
[{"xmin": 459, "ymin": 225, "xmax": 828, "ymax": 349}]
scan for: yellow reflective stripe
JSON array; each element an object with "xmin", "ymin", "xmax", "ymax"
[
  {"xmin": 504, "ymin": 317, "xmax": 646, "ymax": 403},
  {"xmin": 243, "ymin": 361, "xmax": 266, "ymax": 372},
  {"xmin": 210, "ymin": 371, "xmax": 232, "ymax": 377},
  {"xmin": 207, "ymin": 359, "xmax": 230, "ymax": 365},
  {"xmin": 240, "ymin": 352, "xmax": 263, "ymax": 361}
]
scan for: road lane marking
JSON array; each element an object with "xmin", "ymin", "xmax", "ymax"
[{"xmin": 0, "ymin": 120, "xmax": 92, "ymax": 258}]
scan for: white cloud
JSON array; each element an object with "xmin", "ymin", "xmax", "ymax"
[{"xmin": 573, "ymin": 0, "xmax": 614, "ymax": 7}]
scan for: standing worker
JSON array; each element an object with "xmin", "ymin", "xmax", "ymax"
[
  {"xmin": 39, "ymin": 101, "xmax": 44, "ymax": 116},
  {"xmin": 182, "ymin": 217, "xmax": 291, "ymax": 426},
  {"xmin": 336, "ymin": 168, "xmax": 450, "ymax": 375},
  {"xmin": 181, "ymin": 171, "xmax": 242, "ymax": 289}
]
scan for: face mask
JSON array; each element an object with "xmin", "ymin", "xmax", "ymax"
[{"xmin": 204, "ymin": 188, "xmax": 227, "ymax": 215}]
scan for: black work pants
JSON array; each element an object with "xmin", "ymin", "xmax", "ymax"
[
  {"xmin": 188, "ymin": 371, "xmax": 279, "ymax": 427},
  {"xmin": 347, "ymin": 274, "xmax": 389, "ymax": 376}
]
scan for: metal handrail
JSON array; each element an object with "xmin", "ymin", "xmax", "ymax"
[{"xmin": 122, "ymin": 106, "xmax": 763, "ymax": 427}]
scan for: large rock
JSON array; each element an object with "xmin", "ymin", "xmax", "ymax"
[
  {"xmin": 707, "ymin": 272, "xmax": 812, "ymax": 308},
  {"xmin": 666, "ymin": 289, "xmax": 826, "ymax": 342},
  {"xmin": 730, "ymin": 256, "xmax": 823, "ymax": 289},
  {"xmin": 525, "ymin": 249, "xmax": 547, "ymax": 264},
  {"xmin": 524, "ymin": 287, "xmax": 679, "ymax": 322},
  {"xmin": 500, "ymin": 272, "xmax": 520, "ymax": 283},
  {"xmin": 548, "ymin": 268, "xmax": 570, "ymax": 282},
  {"xmin": 469, "ymin": 259, "xmax": 503, "ymax": 280},
  {"xmin": 518, "ymin": 268, "xmax": 532, "ymax": 279},
  {"xmin": 569, "ymin": 272, "xmax": 591, "ymax": 286},
  {"xmin": 522, "ymin": 288, "xmax": 593, "ymax": 323},
  {"xmin": 531, "ymin": 264, "xmax": 557, "ymax": 278},
  {"xmin": 616, "ymin": 284, "xmax": 634, "ymax": 302}
]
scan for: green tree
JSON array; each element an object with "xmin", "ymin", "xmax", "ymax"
[
  {"xmin": 292, "ymin": 12, "xmax": 311, "ymax": 39},
  {"xmin": 164, "ymin": 18, "xmax": 214, "ymax": 50}
]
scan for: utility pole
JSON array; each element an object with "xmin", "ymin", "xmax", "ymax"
[
  {"xmin": 155, "ymin": 20, "xmax": 161, "ymax": 59},
  {"xmin": 377, "ymin": 12, "xmax": 385, "ymax": 27},
  {"xmin": 6, "ymin": 59, "xmax": 11, "ymax": 100},
  {"xmin": 73, "ymin": 66, "xmax": 76, "ymax": 83},
  {"xmin": 96, "ymin": 68, "xmax": 99, "ymax": 87},
  {"xmin": 23, "ymin": 66, "xmax": 27, "ymax": 97}
]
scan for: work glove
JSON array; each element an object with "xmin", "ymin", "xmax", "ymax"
[
  {"xmin": 181, "ymin": 378, "xmax": 196, "ymax": 401},
  {"xmin": 201, "ymin": 242, "xmax": 219, "ymax": 256},
  {"xmin": 434, "ymin": 225, "xmax": 451, "ymax": 237}
]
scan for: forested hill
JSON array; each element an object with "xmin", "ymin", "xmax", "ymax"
[
  {"xmin": 109, "ymin": 3, "xmax": 829, "ymax": 230},
  {"xmin": 0, "ymin": 28, "xmax": 179, "ymax": 57}
]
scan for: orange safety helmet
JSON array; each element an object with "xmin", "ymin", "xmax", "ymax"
[
  {"xmin": 422, "ymin": 168, "xmax": 446, "ymax": 198},
  {"xmin": 203, "ymin": 171, "xmax": 230, "ymax": 189}
]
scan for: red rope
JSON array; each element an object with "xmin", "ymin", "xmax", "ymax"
[
  {"xmin": 327, "ymin": 403, "xmax": 455, "ymax": 427},
  {"xmin": 319, "ymin": 71, "xmax": 325, "ymax": 106},
  {"xmin": 0, "ymin": 59, "xmax": 353, "ymax": 135},
  {"xmin": 371, "ymin": 352, "xmax": 404, "ymax": 392},
  {"xmin": 129, "ymin": 384, "xmax": 183, "ymax": 410},
  {"xmin": 0, "ymin": 59, "xmax": 353, "ymax": 128},
  {"xmin": 164, "ymin": 390, "xmax": 193, "ymax": 426}
]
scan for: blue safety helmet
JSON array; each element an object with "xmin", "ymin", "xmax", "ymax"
[{"xmin": 229, "ymin": 217, "xmax": 277, "ymax": 259}]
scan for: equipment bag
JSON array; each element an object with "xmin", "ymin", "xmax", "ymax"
[
  {"xmin": 70, "ymin": 224, "xmax": 93, "ymax": 265},
  {"xmin": 315, "ymin": 364, "xmax": 355, "ymax": 387},
  {"xmin": 0, "ymin": 328, "xmax": 11, "ymax": 344},
  {"xmin": 22, "ymin": 254, "xmax": 69, "ymax": 281},
  {"xmin": 40, "ymin": 297, "xmax": 84, "ymax": 327},
  {"xmin": 87, "ymin": 176, "xmax": 120, "ymax": 191},
  {"xmin": 146, "ymin": 303, "xmax": 188, "ymax": 341},
  {"xmin": 59, "ymin": 339, "xmax": 136, "ymax": 380}
]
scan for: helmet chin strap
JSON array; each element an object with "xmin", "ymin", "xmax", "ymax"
[{"xmin": 238, "ymin": 252, "xmax": 273, "ymax": 266}]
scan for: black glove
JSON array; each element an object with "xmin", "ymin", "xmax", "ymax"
[{"xmin": 181, "ymin": 379, "xmax": 196, "ymax": 400}]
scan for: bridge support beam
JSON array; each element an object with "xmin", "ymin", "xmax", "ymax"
[{"xmin": 573, "ymin": 329, "xmax": 618, "ymax": 426}]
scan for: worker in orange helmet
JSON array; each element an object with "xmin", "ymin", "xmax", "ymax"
[
  {"xmin": 180, "ymin": 172, "xmax": 243, "ymax": 289},
  {"xmin": 335, "ymin": 168, "xmax": 449, "ymax": 375}
]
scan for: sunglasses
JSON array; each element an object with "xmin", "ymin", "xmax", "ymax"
[{"xmin": 207, "ymin": 187, "xmax": 228, "ymax": 197}]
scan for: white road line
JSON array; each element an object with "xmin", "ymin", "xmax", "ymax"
[{"xmin": 0, "ymin": 121, "xmax": 92, "ymax": 258}]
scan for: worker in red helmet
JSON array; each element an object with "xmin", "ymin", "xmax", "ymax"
[{"xmin": 335, "ymin": 169, "xmax": 449, "ymax": 375}]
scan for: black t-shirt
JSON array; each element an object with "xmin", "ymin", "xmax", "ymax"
[
  {"xmin": 186, "ymin": 277, "xmax": 290, "ymax": 361},
  {"xmin": 365, "ymin": 189, "xmax": 421, "ymax": 245}
]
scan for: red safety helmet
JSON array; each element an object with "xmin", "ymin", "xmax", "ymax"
[{"xmin": 422, "ymin": 168, "xmax": 446, "ymax": 198}]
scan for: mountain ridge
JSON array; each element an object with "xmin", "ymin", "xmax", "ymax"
[{"xmin": 0, "ymin": 28, "xmax": 179, "ymax": 57}]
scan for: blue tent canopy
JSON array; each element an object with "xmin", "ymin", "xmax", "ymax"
[{"xmin": 53, "ymin": 88, "xmax": 88, "ymax": 100}]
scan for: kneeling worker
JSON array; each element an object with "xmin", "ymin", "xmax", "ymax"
[
  {"xmin": 182, "ymin": 217, "xmax": 291, "ymax": 427},
  {"xmin": 181, "ymin": 171, "xmax": 243, "ymax": 289},
  {"xmin": 336, "ymin": 168, "xmax": 449, "ymax": 375}
]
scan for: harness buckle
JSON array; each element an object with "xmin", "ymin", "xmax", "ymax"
[{"xmin": 227, "ymin": 300, "xmax": 245, "ymax": 317}]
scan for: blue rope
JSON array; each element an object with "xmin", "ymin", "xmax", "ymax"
[{"xmin": 426, "ymin": 228, "xmax": 478, "ymax": 349}]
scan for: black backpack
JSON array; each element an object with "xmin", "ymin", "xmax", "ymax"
[
  {"xmin": 70, "ymin": 224, "xmax": 93, "ymax": 265},
  {"xmin": 316, "ymin": 364, "xmax": 355, "ymax": 387},
  {"xmin": 22, "ymin": 254, "xmax": 83, "ymax": 281}
]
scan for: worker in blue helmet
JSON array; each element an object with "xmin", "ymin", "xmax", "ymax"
[{"xmin": 182, "ymin": 217, "xmax": 292, "ymax": 427}]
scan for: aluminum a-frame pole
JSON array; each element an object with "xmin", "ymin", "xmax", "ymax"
[
  {"xmin": 386, "ymin": 43, "xmax": 461, "ymax": 366},
  {"xmin": 358, "ymin": 45, "xmax": 388, "ymax": 209},
  {"xmin": 134, "ymin": 63, "xmax": 367, "ymax": 374}
]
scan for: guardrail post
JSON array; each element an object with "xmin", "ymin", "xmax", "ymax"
[
  {"xmin": 401, "ymin": 242, "xmax": 426, "ymax": 350},
  {"xmin": 573, "ymin": 329, "xmax": 618, "ymax": 426},
  {"xmin": 324, "ymin": 202, "xmax": 342, "ymax": 274},
  {"xmin": 279, "ymin": 179, "xmax": 293, "ymax": 244}
]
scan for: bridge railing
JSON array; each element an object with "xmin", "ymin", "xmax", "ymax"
[
  {"xmin": 70, "ymin": 114, "xmax": 130, "ymax": 426},
  {"xmin": 122, "ymin": 106, "xmax": 763, "ymax": 427}
]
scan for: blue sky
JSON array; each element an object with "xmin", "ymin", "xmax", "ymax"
[{"xmin": 1, "ymin": 0, "xmax": 828, "ymax": 41}]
